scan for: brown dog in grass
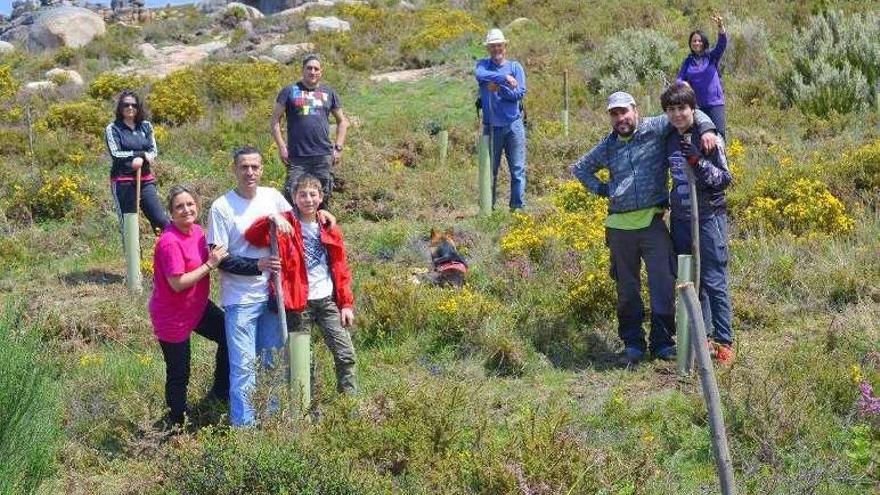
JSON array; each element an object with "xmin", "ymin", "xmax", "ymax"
[{"xmin": 429, "ymin": 228, "xmax": 468, "ymax": 288}]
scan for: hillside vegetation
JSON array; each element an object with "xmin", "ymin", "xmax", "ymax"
[{"xmin": 0, "ymin": 0, "xmax": 878, "ymax": 494}]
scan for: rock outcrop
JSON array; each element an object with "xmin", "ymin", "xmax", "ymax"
[
  {"xmin": 271, "ymin": 42, "xmax": 314, "ymax": 64},
  {"xmin": 27, "ymin": 6, "xmax": 106, "ymax": 49},
  {"xmin": 306, "ymin": 16, "xmax": 350, "ymax": 33}
]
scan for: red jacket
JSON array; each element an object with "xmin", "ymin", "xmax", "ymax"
[{"xmin": 244, "ymin": 212, "xmax": 354, "ymax": 312}]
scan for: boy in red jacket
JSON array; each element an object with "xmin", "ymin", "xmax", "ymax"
[{"xmin": 245, "ymin": 174, "xmax": 357, "ymax": 394}]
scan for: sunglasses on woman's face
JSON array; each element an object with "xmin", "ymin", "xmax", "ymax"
[{"xmin": 122, "ymin": 102, "xmax": 138, "ymax": 109}]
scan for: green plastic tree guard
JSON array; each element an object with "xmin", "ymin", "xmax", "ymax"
[
  {"xmin": 438, "ymin": 130, "xmax": 448, "ymax": 166},
  {"xmin": 676, "ymin": 254, "xmax": 693, "ymax": 376},
  {"xmin": 478, "ymin": 134, "xmax": 492, "ymax": 214},
  {"xmin": 288, "ymin": 331, "xmax": 311, "ymax": 412},
  {"xmin": 122, "ymin": 212, "xmax": 142, "ymax": 294}
]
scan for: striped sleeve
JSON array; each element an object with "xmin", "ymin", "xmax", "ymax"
[
  {"xmin": 142, "ymin": 121, "xmax": 158, "ymax": 162},
  {"xmin": 104, "ymin": 122, "xmax": 134, "ymax": 159}
]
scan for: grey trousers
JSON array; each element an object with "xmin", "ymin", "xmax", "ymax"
[
  {"xmin": 284, "ymin": 155, "xmax": 333, "ymax": 208},
  {"xmin": 605, "ymin": 215, "xmax": 677, "ymax": 353},
  {"xmin": 294, "ymin": 296, "xmax": 357, "ymax": 395}
]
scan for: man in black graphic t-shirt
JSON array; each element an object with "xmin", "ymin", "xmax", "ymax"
[{"xmin": 271, "ymin": 54, "xmax": 350, "ymax": 207}]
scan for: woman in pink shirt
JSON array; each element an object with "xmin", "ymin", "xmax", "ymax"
[{"xmin": 149, "ymin": 185, "xmax": 229, "ymax": 427}]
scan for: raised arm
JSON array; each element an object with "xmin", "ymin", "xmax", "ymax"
[{"xmin": 709, "ymin": 15, "xmax": 727, "ymax": 63}]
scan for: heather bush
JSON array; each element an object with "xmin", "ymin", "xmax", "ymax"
[
  {"xmin": 584, "ymin": 28, "xmax": 679, "ymax": 95},
  {"xmin": 779, "ymin": 10, "xmax": 880, "ymax": 117},
  {"xmin": 160, "ymin": 427, "xmax": 377, "ymax": 495}
]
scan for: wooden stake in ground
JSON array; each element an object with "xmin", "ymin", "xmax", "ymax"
[
  {"xmin": 562, "ymin": 69, "xmax": 570, "ymax": 137},
  {"xmin": 678, "ymin": 282, "xmax": 736, "ymax": 495}
]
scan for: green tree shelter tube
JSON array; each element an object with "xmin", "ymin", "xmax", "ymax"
[
  {"xmin": 288, "ymin": 331, "xmax": 311, "ymax": 412},
  {"xmin": 676, "ymin": 254, "xmax": 693, "ymax": 376},
  {"xmin": 270, "ymin": 224, "xmax": 311, "ymax": 414},
  {"xmin": 122, "ymin": 213, "xmax": 141, "ymax": 294},
  {"xmin": 478, "ymin": 134, "xmax": 492, "ymax": 214},
  {"xmin": 438, "ymin": 129, "xmax": 448, "ymax": 166}
]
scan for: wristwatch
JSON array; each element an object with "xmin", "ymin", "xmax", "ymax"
[{"xmin": 334, "ymin": 144, "xmax": 343, "ymax": 152}]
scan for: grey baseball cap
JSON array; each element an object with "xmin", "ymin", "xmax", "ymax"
[{"xmin": 606, "ymin": 91, "xmax": 636, "ymax": 111}]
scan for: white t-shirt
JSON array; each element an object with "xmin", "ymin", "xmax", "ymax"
[
  {"xmin": 300, "ymin": 220, "xmax": 333, "ymax": 300},
  {"xmin": 207, "ymin": 187, "xmax": 292, "ymax": 307}
]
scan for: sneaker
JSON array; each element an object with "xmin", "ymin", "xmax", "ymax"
[
  {"xmin": 653, "ymin": 345, "xmax": 677, "ymax": 361},
  {"xmin": 713, "ymin": 343, "xmax": 735, "ymax": 365},
  {"xmin": 619, "ymin": 346, "xmax": 645, "ymax": 366}
]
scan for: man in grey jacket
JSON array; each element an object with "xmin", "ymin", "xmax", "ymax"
[{"xmin": 571, "ymin": 91, "xmax": 716, "ymax": 365}]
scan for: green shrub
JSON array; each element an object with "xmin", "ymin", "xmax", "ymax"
[
  {"xmin": 52, "ymin": 46, "xmax": 78, "ymax": 67},
  {"xmin": 0, "ymin": 65, "xmax": 18, "ymax": 101},
  {"xmin": 779, "ymin": 10, "xmax": 880, "ymax": 117},
  {"xmin": 149, "ymin": 69, "xmax": 204, "ymax": 125},
  {"xmin": 43, "ymin": 99, "xmax": 107, "ymax": 137},
  {"xmin": 8, "ymin": 172, "xmax": 93, "ymax": 221},
  {"xmin": 0, "ymin": 128, "xmax": 28, "ymax": 156},
  {"xmin": 88, "ymin": 72, "xmax": 146, "ymax": 100},
  {"xmin": 161, "ymin": 428, "xmax": 377, "ymax": 495},
  {"xmin": 205, "ymin": 62, "xmax": 285, "ymax": 103},
  {"xmin": 0, "ymin": 305, "xmax": 62, "ymax": 495},
  {"xmin": 835, "ymin": 138, "xmax": 880, "ymax": 199},
  {"xmin": 584, "ymin": 28, "xmax": 678, "ymax": 95},
  {"xmin": 399, "ymin": 7, "xmax": 483, "ymax": 67},
  {"xmin": 739, "ymin": 177, "xmax": 854, "ymax": 237}
]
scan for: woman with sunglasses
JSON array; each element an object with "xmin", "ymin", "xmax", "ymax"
[{"xmin": 104, "ymin": 90, "xmax": 169, "ymax": 234}]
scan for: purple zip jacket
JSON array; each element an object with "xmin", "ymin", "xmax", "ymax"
[{"xmin": 676, "ymin": 32, "xmax": 727, "ymax": 108}]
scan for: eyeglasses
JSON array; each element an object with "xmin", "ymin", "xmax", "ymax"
[{"xmin": 122, "ymin": 103, "xmax": 138, "ymax": 109}]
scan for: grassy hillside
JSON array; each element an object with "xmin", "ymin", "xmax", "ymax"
[{"xmin": 1, "ymin": 0, "xmax": 879, "ymax": 493}]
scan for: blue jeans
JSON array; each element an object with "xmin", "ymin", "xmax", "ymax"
[
  {"xmin": 701, "ymin": 105, "xmax": 726, "ymax": 138},
  {"xmin": 224, "ymin": 301, "xmax": 284, "ymax": 427},
  {"xmin": 485, "ymin": 118, "xmax": 527, "ymax": 209},
  {"xmin": 671, "ymin": 213, "xmax": 733, "ymax": 346},
  {"xmin": 605, "ymin": 215, "xmax": 677, "ymax": 353}
]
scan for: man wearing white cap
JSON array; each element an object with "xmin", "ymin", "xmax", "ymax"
[
  {"xmin": 571, "ymin": 91, "xmax": 717, "ymax": 365},
  {"xmin": 475, "ymin": 28, "xmax": 527, "ymax": 211}
]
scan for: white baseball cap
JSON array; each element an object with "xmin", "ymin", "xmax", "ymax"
[{"xmin": 606, "ymin": 91, "xmax": 636, "ymax": 111}]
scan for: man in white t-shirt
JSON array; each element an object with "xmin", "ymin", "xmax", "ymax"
[{"xmin": 207, "ymin": 146, "xmax": 294, "ymax": 427}]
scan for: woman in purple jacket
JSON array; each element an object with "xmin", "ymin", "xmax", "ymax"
[{"xmin": 677, "ymin": 15, "xmax": 727, "ymax": 136}]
